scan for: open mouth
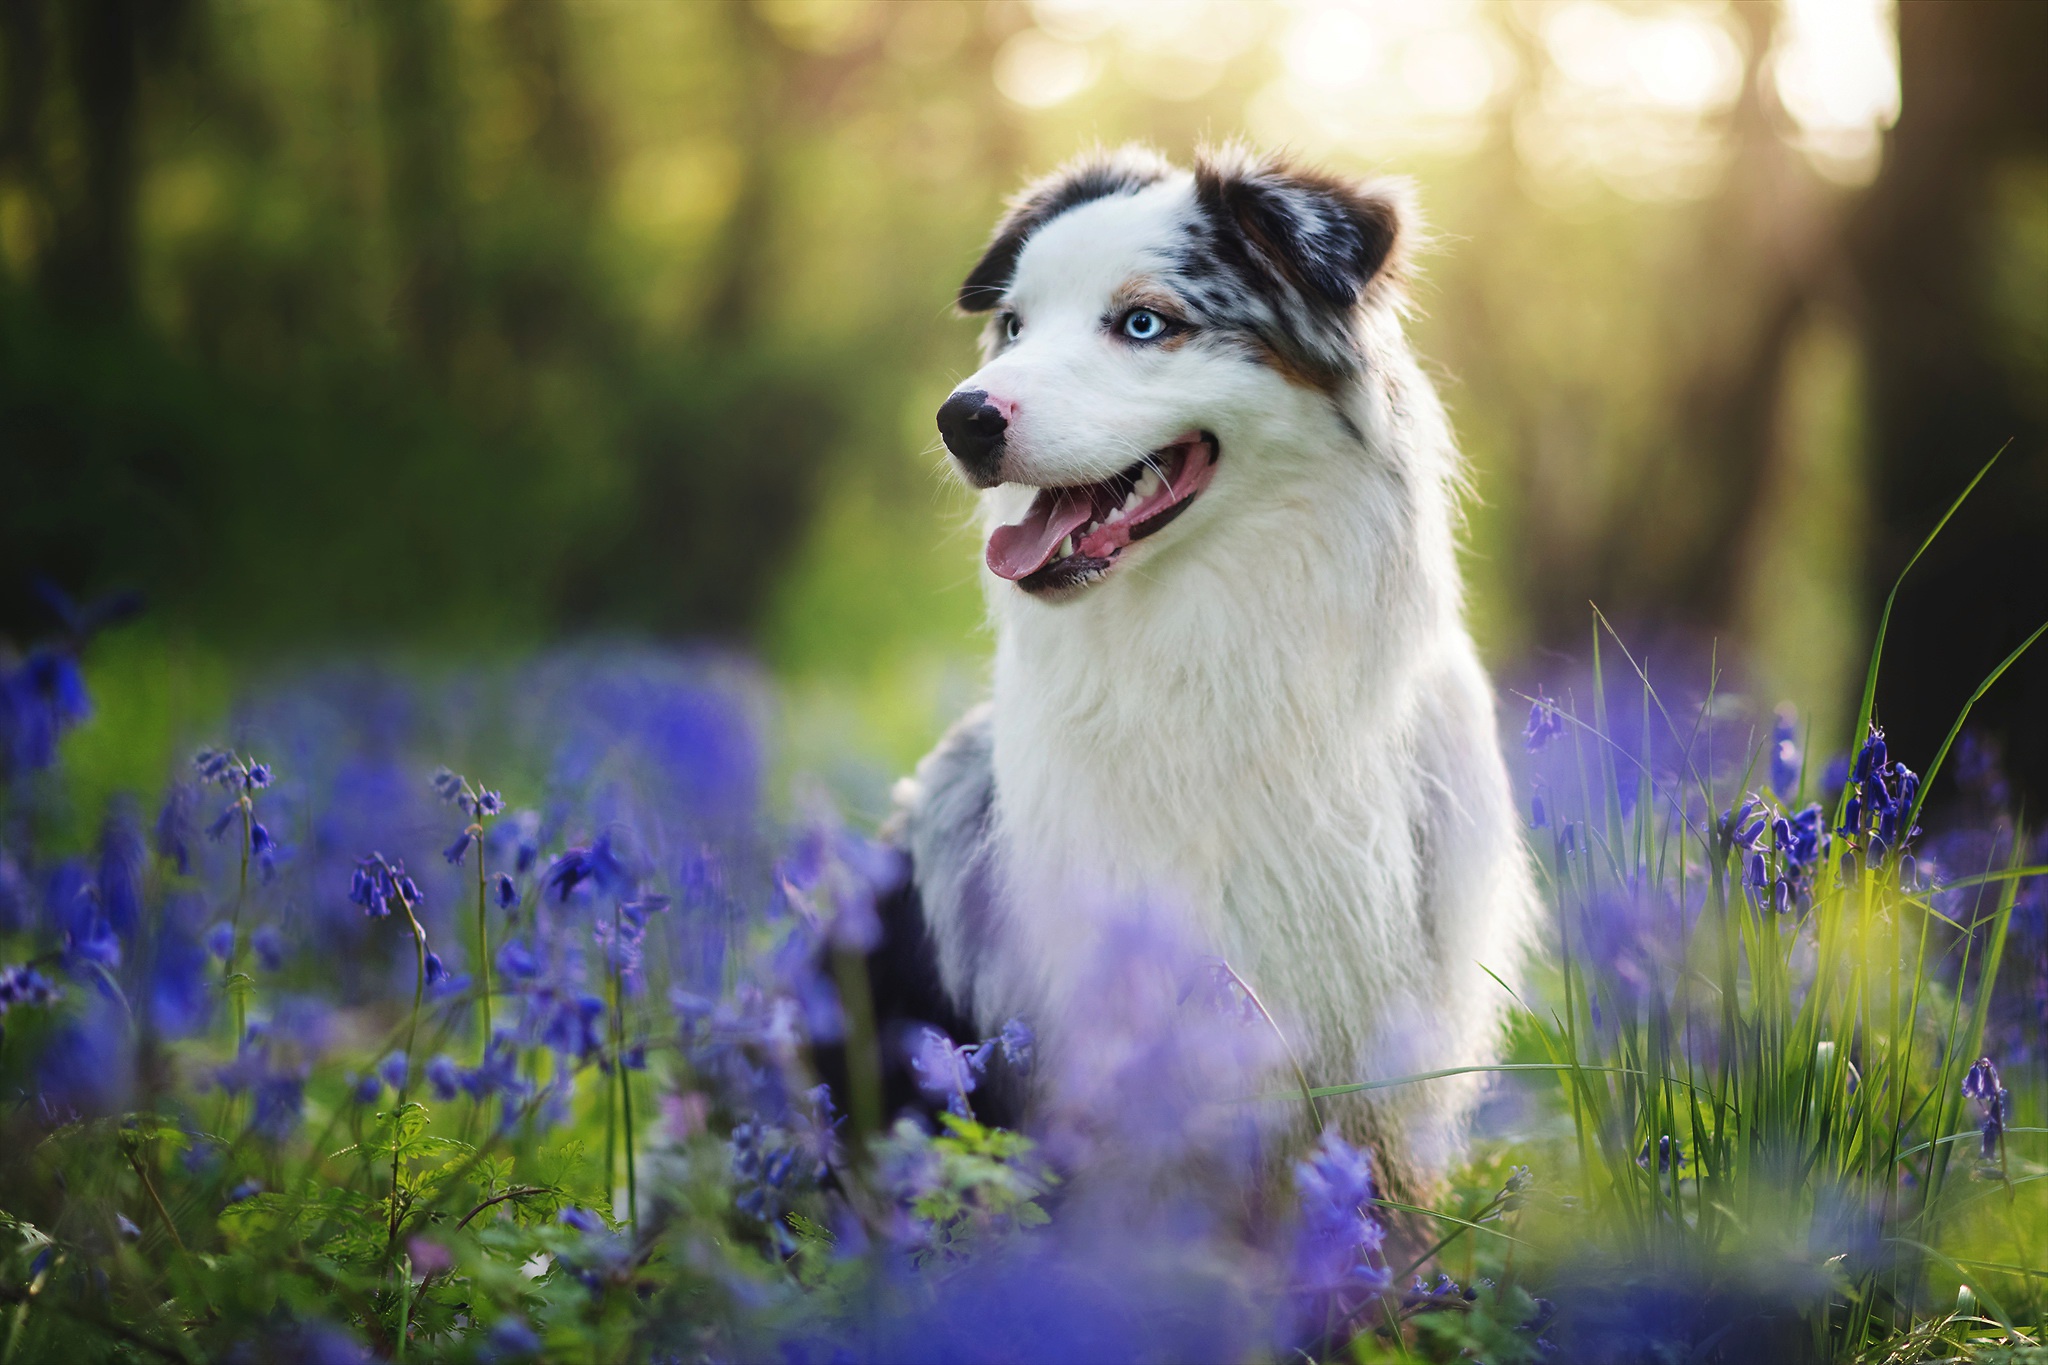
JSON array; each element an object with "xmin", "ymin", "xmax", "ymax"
[{"xmin": 985, "ymin": 432, "xmax": 1221, "ymax": 594}]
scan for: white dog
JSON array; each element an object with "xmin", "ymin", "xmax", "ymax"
[{"xmin": 862, "ymin": 144, "xmax": 1534, "ymax": 1198}]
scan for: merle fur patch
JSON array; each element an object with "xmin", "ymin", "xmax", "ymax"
[
  {"xmin": 1179, "ymin": 145, "xmax": 1409, "ymax": 390},
  {"xmin": 957, "ymin": 145, "xmax": 1175, "ymax": 313}
]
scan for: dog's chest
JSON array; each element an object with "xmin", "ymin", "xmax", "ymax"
[{"xmin": 984, "ymin": 618, "xmax": 1423, "ymax": 1030}]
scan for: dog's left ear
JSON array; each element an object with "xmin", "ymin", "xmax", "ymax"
[{"xmin": 1194, "ymin": 147, "xmax": 1411, "ymax": 311}]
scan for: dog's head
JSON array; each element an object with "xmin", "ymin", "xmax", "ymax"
[{"xmin": 938, "ymin": 143, "xmax": 1413, "ymax": 599}]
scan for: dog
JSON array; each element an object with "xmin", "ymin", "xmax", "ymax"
[{"xmin": 848, "ymin": 143, "xmax": 1536, "ymax": 1202}]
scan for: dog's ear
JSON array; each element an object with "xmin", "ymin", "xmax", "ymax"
[
  {"xmin": 958, "ymin": 144, "xmax": 1175, "ymax": 313},
  {"xmin": 1193, "ymin": 145, "xmax": 1411, "ymax": 312}
]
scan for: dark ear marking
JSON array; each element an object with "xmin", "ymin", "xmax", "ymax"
[
  {"xmin": 958, "ymin": 144, "xmax": 1174, "ymax": 313},
  {"xmin": 1193, "ymin": 145, "xmax": 1410, "ymax": 311}
]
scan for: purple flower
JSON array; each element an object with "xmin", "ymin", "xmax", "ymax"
[
  {"xmin": 498, "ymin": 938, "xmax": 541, "ymax": 980},
  {"xmin": 0, "ymin": 963, "xmax": 61, "ymax": 1019},
  {"xmin": 493, "ymin": 873, "xmax": 518, "ymax": 910},
  {"xmin": 1965, "ymin": 1056, "xmax": 2010, "ymax": 1162},
  {"xmin": 542, "ymin": 832, "xmax": 633, "ymax": 903},
  {"xmin": 461, "ymin": 1032, "xmax": 529, "ymax": 1105},
  {"xmin": 425, "ymin": 951, "xmax": 448, "ymax": 986},
  {"xmin": 350, "ymin": 854, "xmax": 420, "ymax": 919},
  {"xmin": 997, "ymin": 1018, "xmax": 1036, "ymax": 1074},
  {"xmin": 558, "ymin": 1206, "xmax": 605, "ymax": 1234},
  {"xmin": 1291, "ymin": 1129, "xmax": 1391, "ymax": 1300},
  {"xmin": 378, "ymin": 1052, "xmax": 409, "ymax": 1091},
  {"xmin": 1522, "ymin": 688, "xmax": 1566, "ymax": 752},
  {"xmin": 908, "ymin": 1026, "xmax": 986, "ymax": 1118},
  {"xmin": 252, "ymin": 926, "xmax": 286, "ymax": 972},
  {"xmin": 431, "ymin": 767, "xmax": 466, "ymax": 804},
  {"xmin": 154, "ymin": 784, "xmax": 197, "ymax": 875},
  {"xmin": 536, "ymin": 990, "xmax": 608, "ymax": 1065},
  {"xmin": 443, "ymin": 830, "xmax": 474, "ymax": 866},
  {"xmin": 1770, "ymin": 708, "xmax": 1801, "ymax": 801},
  {"xmin": 426, "ymin": 1054, "xmax": 461, "ymax": 1101}
]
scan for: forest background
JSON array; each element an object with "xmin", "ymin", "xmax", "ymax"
[{"xmin": 5, "ymin": 0, "xmax": 2046, "ymax": 829}]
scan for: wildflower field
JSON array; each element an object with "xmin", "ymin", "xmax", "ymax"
[{"xmin": 2, "ymin": 481, "xmax": 2046, "ymax": 1365}]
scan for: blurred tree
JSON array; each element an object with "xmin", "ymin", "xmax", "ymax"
[{"xmin": 1849, "ymin": 0, "xmax": 2048, "ymax": 799}]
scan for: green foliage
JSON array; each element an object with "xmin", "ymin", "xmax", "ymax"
[{"xmin": 875, "ymin": 1112, "xmax": 1056, "ymax": 1268}]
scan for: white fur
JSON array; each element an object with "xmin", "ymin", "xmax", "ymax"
[{"xmin": 912, "ymin": 169, "xmax": 1535, "ymax": 1191}]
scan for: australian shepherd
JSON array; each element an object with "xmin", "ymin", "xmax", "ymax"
[{"xmin": 854, "ymin": 143, "xmax": 1536, "ymax": 1202}]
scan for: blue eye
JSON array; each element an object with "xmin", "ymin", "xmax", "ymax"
[
  {"xmin": 1122, "ymin": 309, "xmax": 1165, "ymax": 341},
  {"xmin": 1004, "ymin": 314, "xmax": 1021, "ymax": 341}
]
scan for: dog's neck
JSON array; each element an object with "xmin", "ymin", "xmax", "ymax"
[{"xmin": 979, "ymin": 351, "xmax": 1464, "ymax": 998}]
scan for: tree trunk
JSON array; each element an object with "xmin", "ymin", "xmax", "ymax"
[{"xmin": 1847, "ymin": 0, "xmax": 2048, "ymax": 799}]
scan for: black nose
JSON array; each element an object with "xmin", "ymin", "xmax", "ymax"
[{"xmin": 936, "ymin": 389, "xmax": 1007, "ymax": 487}]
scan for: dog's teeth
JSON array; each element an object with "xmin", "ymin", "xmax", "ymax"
[
  {"xmin": 1105, "ymin": 506, "xmax": 1124, "ymax": 524},
  {"xmin": 1120, "ymin": 487, "xmax": 1143, "ymax": 512},
  {"xmin": 1057, "ymin": 536, "xmax": 1074, "ymax": 559},
  {"xmin": 1134, "ymin": 468, "xmax": 1163, "ymax": 499}
]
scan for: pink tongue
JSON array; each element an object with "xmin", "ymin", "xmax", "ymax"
[{"xmin": 986, "ymin": 490, "xmax": 1099, "ymax": 582}]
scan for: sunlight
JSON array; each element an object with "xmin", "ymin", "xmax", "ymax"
[{"xmin": 1768, "ymin": 0, "xmax": 1900, "ymax": 185}]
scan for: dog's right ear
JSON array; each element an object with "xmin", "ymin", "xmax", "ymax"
[{"xmin": 958, "ymin": 145, "xmax": 1174, "ymax": 313}]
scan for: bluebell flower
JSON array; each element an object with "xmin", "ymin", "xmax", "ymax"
[
  {"xmin": 431, "ymin": 767, "xmax": 466, "ymax": 804},
  {"xmin": 349, "ymin": 854, "xmax": 419, "ymax": 919},
  {"xmin": 245, "ymin": 762, "xmax": 271, "ymax": 789},
  {"xmin": 909, "ymin": 1026, "xmax": 986, "ymax": 1118},
  {"xmin": 558, "ymin": 1205, "xmax": 605, "ymax": 1234},
  {"xmin": 460, "ymin": 1031, "xmax": 528, "ymax": 1105},
  {"xmin": 97, "ymin": 802, "xmax": 146, "ymax": 939},
  {"xmin": 505, "ymin": 811, "xmax": 542, "ymax": 874},
  {"xmin": 1638, "ymin": 1134, "xmax": 1685, "ymax": 1174},
  {"xmin": 1770, "ymin": 708, "xmax": 1801, "ymax": 800},
  {"xmin": 0, "ymin": 647, "xmax": 93, "ymax": 774},
  {"xmin": 351, "ymin": 1072, "xmax": 382, "ymax": 1105},
  {"xmin": 493, "ymin": 872, "xmax": 518, "ymax": 910},
  {"xmin": 498, "ymin": 938, "xmax": 541, "ymax": 980},
  {"xmin": 226, "ymin": 1179, "xmax": 262, "ymax": 1204},
  {"xmin": 252, "ymin": 925, "xmax": 286, "ymax": 972},
  {"xmin": 425, "ymin": 951, "xmax": 448, "ymax": 985},
  {"xmin": 378, "ymin": 1052, "xmax": 409, "ymax": 1091},
  {"xmin": 206, "ymin": 804, "xmax": 237, "ymax": 842},
  {"xmin": 483, "ymin": 1318, "xmax": 542, "ymax": 1360},
  {"xmin": 252, "ymin": 1072, "xmax": 305, "ymax": 1141},
  {"xmin": 535, "ymin": 990, "xmax": 607, "ymax": 1065},
  {"xmin": 1523, "ymin": 688, "xmax": 1566, "ymax": 752},
  {"xmin": 205, "ymin": 923, "xmax": 235, "ymax": 960},
  {"xmin": 148, "ymin": 914, "xmax": 210, "ymax": 1037},
  {"xmin": 475, "ymin": 790, "xmax": 505, "ymax": 817},
  {"xmin": 1291, "ymin": 1128, "xmax": 1391, "ymax": 1305},
  {"xmin": 153, "ymin": 783, "xmax": 197, "ymax": 876},
  {"xmin": 249, "ymin": 822, "xmax": 273, "ymax": 858},
  {"xmin": 1964, "ymin": 1056, "xmax": 2010, "ymax": 1162},
  {"xmin": 542, "ymin": 831, "xmax": 633, "ymax": 903},
  {"xmin": 443, "ymin": 830, "xmax": 474, "ymax": 866},
  {"xmin": 997, "ymin": 1018, "xmax": 1036, "ymax": 1073},
  {"xmin": 426, "ymin": 1054, "xmax": 461, "ymax": 1101},
  {"xmin": 0, "ymin": 963, "xmax": 61, "ymax": 1020}
]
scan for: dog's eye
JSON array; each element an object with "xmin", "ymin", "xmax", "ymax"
[
  {"xmin": 1122, "ymin": 309, "xmax": 1166, "ymax": 341},
  {"xmin": 1003, "ymin": 314, "xmax": 1021, "ymax": 341}
]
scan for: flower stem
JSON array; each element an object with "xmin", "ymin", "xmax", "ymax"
[
  {"xmin": 473, "ymin": 824, "xmax": 492, "ymax": 1053},
  {"xmin": 391, "ymin": 899, "xmax": 429, "ymax": 1253},
  {"xmin": 616, "ymin": 953, "xmax": 637, "ymax": 1234},
  {"xmin": 227, "ymin": 798, "xmax": 251, "ymax": 1041}
]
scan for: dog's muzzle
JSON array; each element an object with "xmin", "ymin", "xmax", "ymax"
[{"xmin": 937, "ymin": 389, "xmax": 1008, "ymax": 488}]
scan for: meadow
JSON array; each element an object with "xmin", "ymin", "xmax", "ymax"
[{"xmin": 0, "ymin": 465, "xmax": 2041, "ymax": 1365}]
